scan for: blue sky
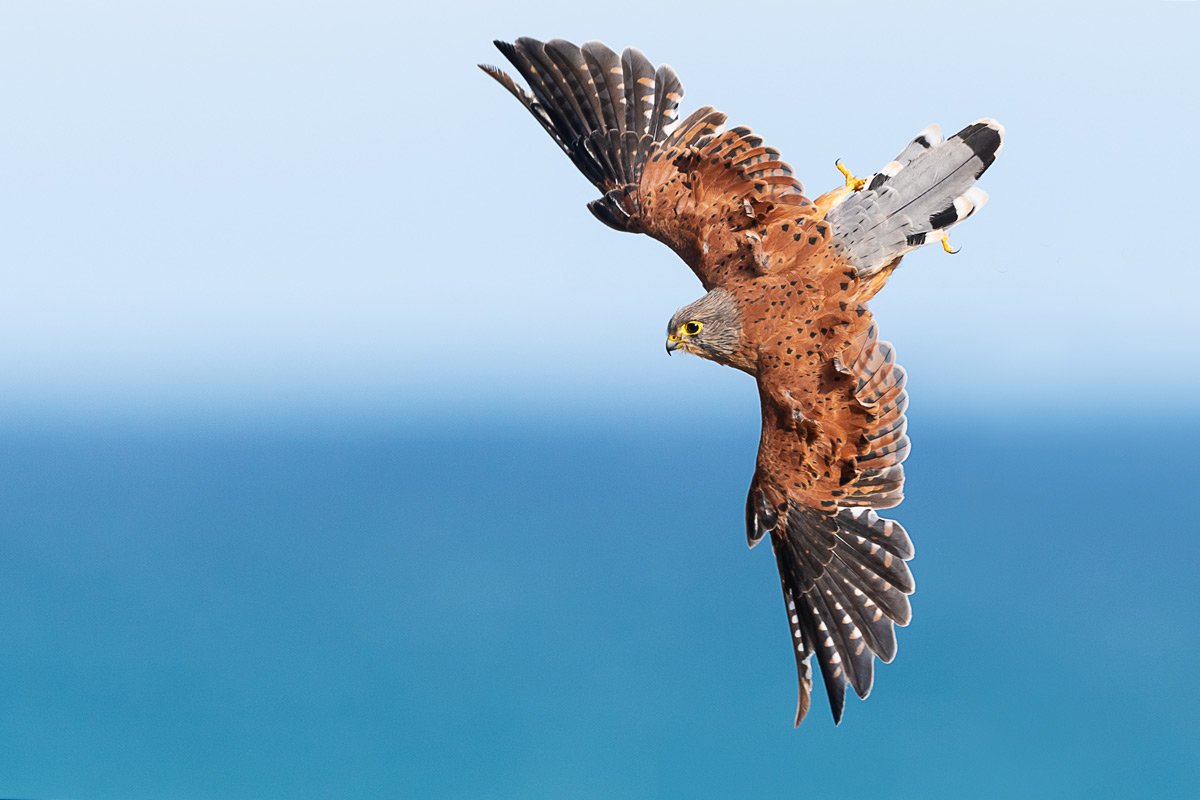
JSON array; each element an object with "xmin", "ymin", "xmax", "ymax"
[{"xmin": 1, "ymin": 0, "xmax": 1197, "ymax": 423}]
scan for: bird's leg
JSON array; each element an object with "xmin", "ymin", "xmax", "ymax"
[
  {"xmin": 813, "ymin": 160, "xmax": 868, "ymax": 217},
  {"xmin": 835, "ymin": 160, "xmax": 867, "ymax": 192},
  {"xmin": 940, "ymin": 230, "xmax": 960, "ymax": 254}
]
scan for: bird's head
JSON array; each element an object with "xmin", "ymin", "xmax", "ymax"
[{"xmin": 665, "ymin": 288, "xmax": 745, "ymax": 367}]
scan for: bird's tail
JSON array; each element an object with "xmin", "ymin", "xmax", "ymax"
[
  {"xmin": 825, "ymin": 119, "xmax": 1004, "ymax": 283},
  {"xmin": 479, "ymin": 37, "xmax": 690, "ymax": 231},
  {"xmin": 766, "ymin": 502, "xmax": 915, "ymax": 725}
]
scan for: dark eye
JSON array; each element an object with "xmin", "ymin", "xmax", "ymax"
[{"xmin": 683, "ymin": 321, "xmax": 703, "ymax": 336}]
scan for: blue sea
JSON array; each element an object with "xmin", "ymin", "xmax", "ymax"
[{"xmin": 2, "ymin": 409, "xmax": 1196, "ymax": 798}]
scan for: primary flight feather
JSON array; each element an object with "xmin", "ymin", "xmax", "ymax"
[{"xmin": 480, "ymin": 36, "xmax": 1003, "ymax": 726}]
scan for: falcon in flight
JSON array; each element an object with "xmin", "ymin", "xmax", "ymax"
[{"xmin": 480, "ymin": 37, "xmax": 1003, "ymax": 725}]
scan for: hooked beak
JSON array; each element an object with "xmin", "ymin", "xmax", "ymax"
[{"xmin": 666, "ymin": 334, "xmax": 681, "ymax": 355}]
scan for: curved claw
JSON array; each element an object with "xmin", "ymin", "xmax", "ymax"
[
  {"xmin": 835, "ymin": 159, "xmax": 867, "ymax": 192},
  {"xmin": 940, "ymin": 232, "xmax": 960, "ymax": 254}
]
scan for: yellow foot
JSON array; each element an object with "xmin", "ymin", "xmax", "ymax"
[
  {"xmin": 835, "ymin": 160, "xmax": 867, "ymax": 192},
  {"xmin": 940, "ymin": 231, "xmax": 960, "ymax": 254}
]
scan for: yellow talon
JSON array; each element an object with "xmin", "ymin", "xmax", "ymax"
[
  {"xmin": 835, "ymin": 160, "xmax": 867, "ymax": 192},
  {"xmin": 940, "ymin": 232, "xmax": 960, "ymax": 254},
  {"xmin": 813, "ymin": 160, "xmax": 868, "ymax": 216}
]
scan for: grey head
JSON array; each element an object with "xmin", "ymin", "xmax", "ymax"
[{"xmin": 665, "ymin": 288, "xmax": 745, "ymax": 367}]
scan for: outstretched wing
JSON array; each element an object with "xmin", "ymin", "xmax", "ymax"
[
  {"xmin": 747, "ymin": 311, "xmax": 915, "ymax": 726},
  {"xmin": 745, "ymin": 119, "xmax": 1003, "ymax": 724},
  {"xmin": 480, "ymin": 37, "xmax": 813, "ymax": 291}
]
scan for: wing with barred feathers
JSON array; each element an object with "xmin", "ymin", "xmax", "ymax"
[
  {"xmin": 758, "ymin": 499, "xmax": 914, "ymax": 726},
  {"xmin": 746, "ymin": 310, "xmax": 915, "ymax": 725},
  {"xmin": 480, "ymin": 37, "xmax": 813, "ymax": 291}
]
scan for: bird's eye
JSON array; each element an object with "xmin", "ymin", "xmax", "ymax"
[{"xmin": 683, "ymin": 321, "xmax": 703, "ymax": 336}]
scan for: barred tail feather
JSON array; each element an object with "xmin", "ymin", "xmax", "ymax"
[
  {"xmin": 827, "ymin": 118, "xmax": 1004, "ymax": 278},
  {"xmin": 766, "ymin": 502, "xmax": 915, "ymax": 725}
]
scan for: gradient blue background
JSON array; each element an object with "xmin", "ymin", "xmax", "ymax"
[{"xmin": 2, "ymin": 1, "xmax": 1198, "ymax": 797}]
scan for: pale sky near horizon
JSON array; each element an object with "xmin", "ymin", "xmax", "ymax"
[{"xmin": 2, "ymin": 0, "xmax": 1196, "ymax": 422}]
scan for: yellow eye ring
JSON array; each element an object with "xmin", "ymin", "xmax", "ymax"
[{"xmin": 682, "ymin": 321, "xmax": 703, "ymax": 336}]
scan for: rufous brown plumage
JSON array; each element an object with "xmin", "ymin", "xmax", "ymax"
[{"xmin": 481, "ymin": 37, "xmax": 1003, "ymax": 725}]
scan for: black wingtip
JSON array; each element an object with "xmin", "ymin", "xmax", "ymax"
[
  {"xmin": 830, "ymin": 691, "xmax": 846, "ymax": 725},
  {"xmin": 492, "ymin": 39, "xmax": 519, "ymax": 64}
]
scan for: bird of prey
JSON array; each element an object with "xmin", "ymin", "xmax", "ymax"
[{"xmin": 480, "ymin": 37, "xmax": 1003, "ymax": 726}]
